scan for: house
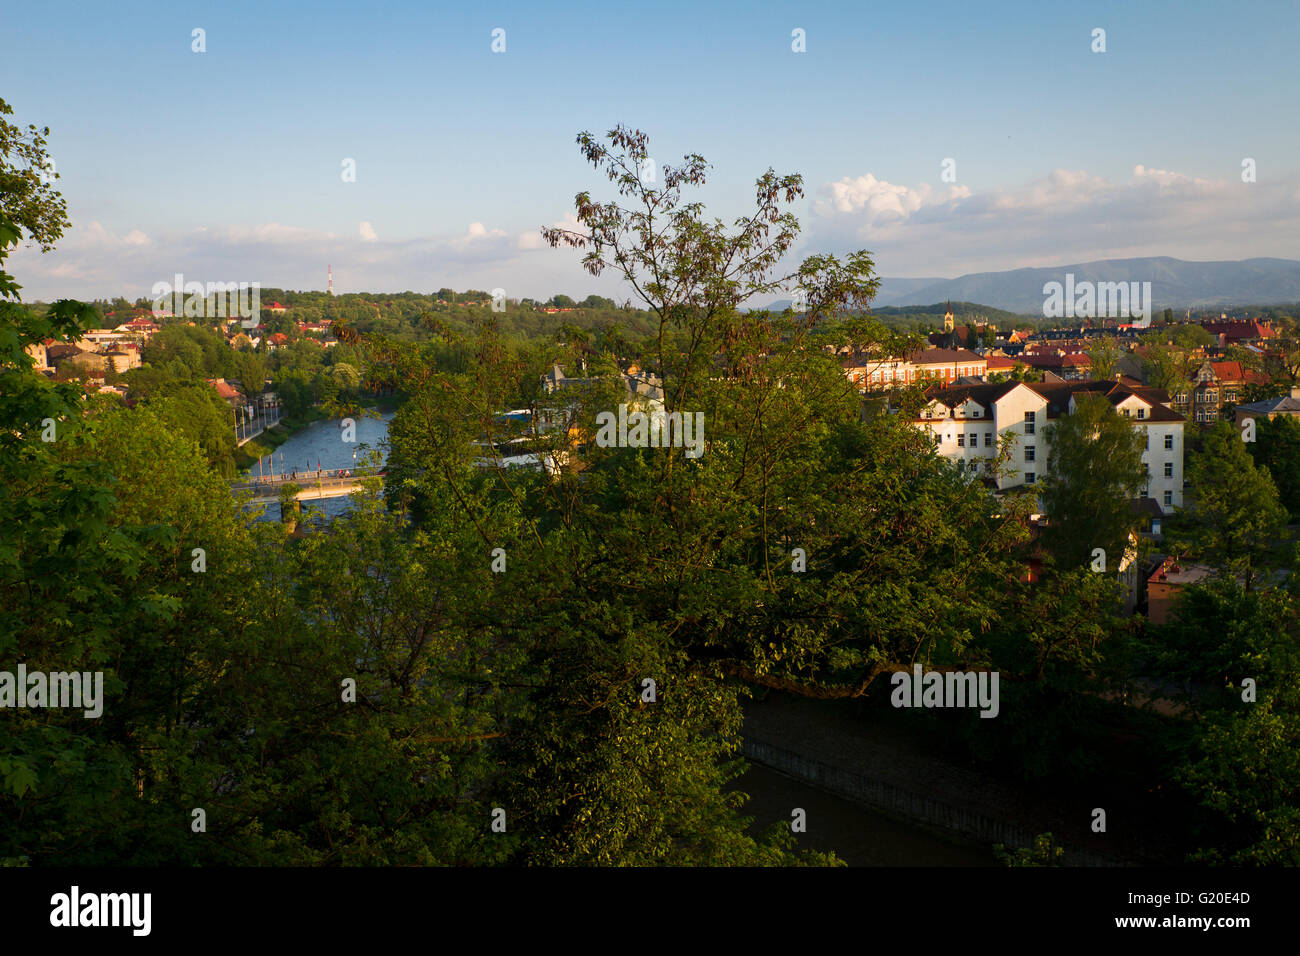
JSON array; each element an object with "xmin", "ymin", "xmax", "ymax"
[
  {"xmin": 1199, "ymin": 319, "xmax": 1275, "ymax": 345},
  {"xmin": 1173, "ymin": 360, "xmax": 1270, "ymax": 424},
  {"xmin": 268, "ymin": 302, "xmax": 288, "ymax": 314},
  {"xmin": 206, "ymin": 378, "xmax": 242, "ymax": 406},
  {"xmin": 106, "ymin": 349, "xmax": 140, "ymax": 373},
  {"xmin": 265, "ymin": 332, "xmax": 290, "ymax": 350},
  {"xmin": 1234, "ymin": 386, "xmax": 1300, "ymax": 427},
  {"xmin": 116, "ymin": 317, "xmax": 159, "ymax": 337},
  {"xmin": 1146, "ymin": 557, "xmax": 1216, "ymax": 626},
  {"xmin": 24, "ymin": 341, "xmax": 49, "ymax": 370},
  {"xmin": 1018, "ymin": 350, "xmax": 1092, "ymax": 381},
  {"xmin": 907, "ymin": 379, "xmax": 1186, "ymax": 513}
]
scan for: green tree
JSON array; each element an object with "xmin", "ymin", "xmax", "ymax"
[
  {"xmin": 0, "ymin": 97, "xmax": 70, "ymax": 250},
  {"xmin": 1181, "ymin": 421, "xmax": 1288, "ymax": 590},
  {"xmin": 1247, "ymin": 414, "xmax": 1300, "ymax": 520},
  {"xmin": 1040, "ymin": 393, "xmax": 1147, "ymax": 571},
  {"xmin": 1086, "ymin": 336, "xmax": 1122, "ymax": 381}
]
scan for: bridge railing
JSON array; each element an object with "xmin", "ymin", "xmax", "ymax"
[{"xmin": 231, "ymin": 470, "xmax": 386, "ymax": 493}]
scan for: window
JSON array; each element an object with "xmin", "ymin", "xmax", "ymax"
[
  {"xmin": 1025, "ymin": 445, "xmax": 1035, "ymax": 462},
  {"xmin": 957, "ymin": 434, "xmax": 965, "ymax": 447},
  {"xmin": 1164, "ymin": 462, "xmax": 1173, "ymax": 478},
  {"xmin": 1143, "ymin": 463, "xmax": 1149, "ymax": 475},
  {"xmin": 972, "ymin": 409, "xmax": 980, "ymax": 418},
  {"xmin": 984, "ymin": 433, "xmax": 993, "ymax": 447},
  {"xmin": 1164, "ymin": 434, "xmax": 1173, "ymax": 450},
  {"xmin": 1137, "ymin": 408, "xmax": 1146, "ymax": 419},
  {"xmin": 1144, "ymin": 433, "xmax": 1149, "ymax": 450},
  {"xmin": 968, "ymin": 432, "xmax": 977, "ymax": 445},
  {"xmin": 1024, "ymin": 410, "xmax": 1036, "ymax": 435},
  {"xmin": 1163, "ymin": 490, "xmax": 1173, "ymax": 507},
  {"xmin": 1176, "ymin": 392, "xmax": 1188, "ymax": 404},
  {"xmin": 957, "ymin": 459, "xmax": 965, "ymax": 473},
  {"xmin": 1025, "ymin": 472, "xmax": 1037, "ymax": 485}
]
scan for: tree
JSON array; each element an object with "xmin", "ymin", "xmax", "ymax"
[
  {"xmin": 1039, "ymin": 393, "xmax": 1147, "ymax": 571},
  {"xmin": 1139, "ymin": 339, "xmax": 1187, "ymax": 393},
  {"xmin": 1247, "ymin": 414, "xmax": 1300, "ymax": 520},
  {"xmin": 0, "ymin": 98, "xmax": 70, "ymax": 251},
  {"xmin": 1169, "ymin": 323, "xmax": 1213, "ymax": 351},
  {"xmin": 1181, "ymin": 421, "xmax": 1288, "ymax": 590},
  {"xmin": 1086, "ymin": 336, "xmax": 1122, "ymax": 381}
]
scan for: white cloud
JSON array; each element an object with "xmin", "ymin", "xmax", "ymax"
[
  {"xmin": 805, "ymin": 164, "xmax": 1300, "ymax": 277},
  {"xmin": 813, "ymin": 174, "xmax": 970, "ymax": 222},
  {"xmin": 359, "ymin": 221, "xmax": 378, "ymax": 243}
]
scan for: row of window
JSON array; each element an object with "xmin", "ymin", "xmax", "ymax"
[
  {"xmin": 1143, "ymin": 462, "xmax": 1177, "ymax": 478},
  {"xmin": 1145, "ymin": 434, "xmax": 1176, "ymax": 450},
  {"xmin": 956, "ymin": 432, "xmax": 996, "ymax": 447}
]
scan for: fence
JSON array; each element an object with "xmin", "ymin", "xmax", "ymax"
[{"xmin": 743, "ymin": 736, "xmax": 1150, "ymax": 866}]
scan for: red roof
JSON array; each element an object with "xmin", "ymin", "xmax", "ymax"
[{"xmin": 206, "ymin": 378, "xmax": 240, "ymax": 401}]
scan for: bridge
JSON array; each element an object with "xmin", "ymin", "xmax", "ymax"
[{"xmin": 231, "ymin": 469, "xmax": 386, "ymax": 503}]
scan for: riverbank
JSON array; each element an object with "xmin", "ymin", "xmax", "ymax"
[
  {"xmin": 742, "ymin": 693, "xmax": 1171, "ymax": 866},
  {"xmin": 234, "ymin": 407, "xmax": 329, "ymax": 470}
]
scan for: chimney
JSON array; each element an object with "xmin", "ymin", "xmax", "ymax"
[{"xmin": 1291, "ymin": 386, "xmax": 1300, "ymax": 400}]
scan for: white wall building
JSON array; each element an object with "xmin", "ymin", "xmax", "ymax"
[{"xmin": 906, "ymin": 380, "xmax": 1185, "ymax": 513}]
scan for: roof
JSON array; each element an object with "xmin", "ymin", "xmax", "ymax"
[
  {"xmin": 206, "ymin": 378, "xmax": 241, "ymax": 401},
  {"xmin": 1236, "ymin": 395, "xmax": 1300, "ymax": 415},
  {"xmin": 1148, "ymin": 557, "xmax": 1215, "ymax": 586},
  {"xmin": 906, "ymin": 347, "xmax": 984, "ymax": 365},
  {"xmin": 1130, "ymin": 497, "xmax": 1166, "ymax": 518}
]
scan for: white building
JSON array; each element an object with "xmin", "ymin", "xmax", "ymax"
[{"xmin": 907, "ymin": 380, "xmax": 1185, "ymax": 514}]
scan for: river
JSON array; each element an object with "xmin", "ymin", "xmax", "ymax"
[{"xmin": 243, "ymin": 410, "xmax": 393, "ymax": 520}]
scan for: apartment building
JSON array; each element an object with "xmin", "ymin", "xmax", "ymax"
[
  {"xmin": 841, "ymin": 347, "xmax": 987, "ymax": 390},
  {"xmin": 907, "ymin": 380, "xmax": 1185, "ymax": 513},
  {"xmin": 1172, "ymin": 360, "xmax": 1269, "ymax": 423}
]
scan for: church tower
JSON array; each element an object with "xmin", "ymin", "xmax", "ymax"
[{"xmin": 943, "ymin": 301, "xmax": 954, "ymax": 333}]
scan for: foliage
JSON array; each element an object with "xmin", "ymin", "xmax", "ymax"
[{"xmin": 1040, "ymin": 393, "xmax": 1147, "ymax": 571}]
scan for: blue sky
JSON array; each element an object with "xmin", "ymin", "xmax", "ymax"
[{"xmin": 5, "ymin": 0, "xmax": 1299, "ymax": 302}]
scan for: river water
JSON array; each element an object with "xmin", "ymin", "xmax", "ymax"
[{"xmin": 242, "ymin": 411, "xmax": 393, "ymax": 520}]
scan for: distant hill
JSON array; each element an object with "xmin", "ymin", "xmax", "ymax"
[
  {"xmin": 869, "ymin": 301, "xmax": 1030, "ymax": 328},
  {"xmin": 870, "ymin": 257, "xmax": 1300, "ymax": 314}
]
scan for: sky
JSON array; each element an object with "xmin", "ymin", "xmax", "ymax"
[{"xmin": 4, "ymin": 0, "xmax": 1299, "ymax": 303}]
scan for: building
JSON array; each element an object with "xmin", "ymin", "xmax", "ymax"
[
  {"xmin": 1173, "ymin": 360, "xmax": 1269, "ymax": 424},
  {"xmin": 1199, "ymin": 319, "xmax": 1275, "ymax": 345},
  {"xmin": 1018, "ymin": 350, "xmax": 1092, "ymax": 381},
  {"xmin": 24, "ymin": 341, "xmax": 49, "ymax": 371},
  {"xmin": 907, "ymin": 379, "xmax": 1185, "ymax": 513},
  {"xmin": 842, "ymin": 346, "xmax": 987, "ymax": 391},
  {"xmin": 1146, "ymin": 557, "xmax": 1216, "ymax": 626},
  {"xmin": 1234, "ymin": 386, "xmax": 1300, "ymax": 426}
]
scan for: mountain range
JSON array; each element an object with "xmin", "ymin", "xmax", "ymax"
[{"xmin": 761, "ymin": 257, "xmax": 1300, "ymax": 315}]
